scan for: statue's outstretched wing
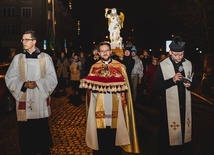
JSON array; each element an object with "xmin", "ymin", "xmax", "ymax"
[
  {"xmin": 119, "ymin": 12, "xmax": 125, "ymax": 28},
  {"xmin": 108, "ymin": 18, "xmax": 110, "ymax": 26}
]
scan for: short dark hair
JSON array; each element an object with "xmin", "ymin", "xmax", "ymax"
[
  {"xmin": 23, "ymin": 30, "xmax": 37, "ymax": 40},
  {"xmin": 91, "ymin": 46, "xmax": 98, "ymax": 52},
  {"xmin": 97, "ymin": 42, "xmax": 111, "ymax": 52}
]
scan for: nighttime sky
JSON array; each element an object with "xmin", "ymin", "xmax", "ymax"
[{"xmin": 72, "ymin": 0, "xmax": 170, "ymax": 50}]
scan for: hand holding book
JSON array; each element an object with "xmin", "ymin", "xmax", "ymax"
[
  {"xmin": 181, "ymin": 77, "xmax": 191, "ymax": 83},
  {"xmin": 181, "ymin": 72, "xmax": 194, "ymax": 83}
]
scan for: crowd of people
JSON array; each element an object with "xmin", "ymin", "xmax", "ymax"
[
  {"xmin": 5, "ymin": 29, "xmax": 197, "ymax": 155},
  {"xmin": 53, "ymin": 43, "xmax": 168, "ymax": 104}
]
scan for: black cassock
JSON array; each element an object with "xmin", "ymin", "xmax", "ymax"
[{"xmin": 153, "ymin": 58, "xmax": 198, "ymax": 155}]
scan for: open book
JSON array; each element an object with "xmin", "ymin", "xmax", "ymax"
[{"xmin": 181, "ymin": 72, "xmax": 194, "ymax": 83}]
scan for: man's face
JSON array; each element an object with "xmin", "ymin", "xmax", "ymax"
[
  {"xmin": 93, "ymin": 50, "xmax": 98, "ymax": 55},
  {"xmin": 61, "ymin": 52, "xmax": 65, "ymax": 57},
  {"xmin": 152, "ymin": 58, "xmax": 158, "ymax": 65},
  {"xmin": 21, "ymin": 34, "xmax": 36, "ymax": 52},
  {"xmin": 143, "ymin": 50, "xmax": 149, "ymax": 56},
  {"xmin": 131, "ymin": 52, "xmax": 136, "ymax": 57},
  {"xmin": 98, "ymin": 45, "xmax": 112, "ymax": 61},
  {"xmin": 74, "ymin": 55, "xmax": 78, "ymax": 60},
  {"xmin": 124, "ymin": 50, "xmax": 130, "ymax": 56},
  {"xmin": 169, "ymin": 50, "xmax": 184, "ymax": 62}
]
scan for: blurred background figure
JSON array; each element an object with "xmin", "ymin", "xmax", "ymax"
[
  {"xmin": 141, "ymin": 49, "xmax": 152, "ymax": 76},
  {"xmin": 85, "ymin": 46, "xmax": 100, "ymax": 76},
  {"xmin": 68, "ymin": 53, "xmax": 83, "ymax": 106},
  {"xmin": 79, "ymin": 51, "xmax": 86, "ymax": 79},
  {"xmin": 78, "ymin": 51, "xmax": 87, "ymax": 101},
  {"xmin": 139, "ymin": 49, "xmax": 152, "ymax": 97},
  {"xmin": 121, "ymin": 47, "xmax": 135, "ymax": 86},
  {"xmin": 54, "ymin": 52, "xmax": 69, "ymax": 97},
  {"xmin": 143, "ymin": 56, "xmax": 159, "ymax": 97},
  {"xmin": 130, "ymin": 46, "xmax": 144, "ymax": 103},
  {"xmin": 158, "ymin": 52, "xmax": 168, "ymax": 63}
]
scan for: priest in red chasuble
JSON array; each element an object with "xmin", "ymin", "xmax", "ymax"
[{"xmin": 79, "ymin": 42, "xmax": 140, "ymax": 155}]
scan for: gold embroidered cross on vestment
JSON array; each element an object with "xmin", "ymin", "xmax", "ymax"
[
  {"xmin": 170, "ymin": 121, "xmax": 180, "ymax": 130},
  {"xmin": 27, "ymin": 99, "xmax": 34, "ymax": 110}
]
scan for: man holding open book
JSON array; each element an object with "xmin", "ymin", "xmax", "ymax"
[{"xmin": 154, "ymin": 36, "xmax": 198, "ymax": 155}]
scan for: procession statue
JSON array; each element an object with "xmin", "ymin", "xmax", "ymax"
[{"xmin": 105, "ymin": 8, "xmax": 124, "ymax": 48}]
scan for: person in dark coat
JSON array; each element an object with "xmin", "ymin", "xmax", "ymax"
[
  {"xmin": 68, "ymin": 53, "xmax": 83, "ymax": 106},
  {"xmin": 121, "ymin": 47, "xmax": 135, "ymax": 85},
  {"xmin": 84, "ymin": 46, "xmax": 100, "ymax": 76},
  {"xmin": 55, "ymin": 52, "xmax": 69, "ymax": 96},
  {"xmin": 143, "ymin": 57, "xmax": 158, "ymax": 97},
  {"xmin": 153, "ymin": 36, "xmax": 198, "ymax": 155},
  {"xmin": 141, "ymin": 49, "xmax": 152, "ymax": 76}
]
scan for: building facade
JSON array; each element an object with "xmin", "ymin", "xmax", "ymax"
[{"xmin": 0, "ymin": 0, "xmax": 76, "ymax": 61}]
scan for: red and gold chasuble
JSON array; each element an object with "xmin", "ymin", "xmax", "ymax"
[
  {"xmin": 79, "ymin": 59, "xmax": 128, "ymax": 93},
  {"xmin": 79, "ymin": 59, "xmax": 128, "ymax": 128},
  {"xmin": 80, "ymin": 59, "xmax": 140, "ymax": 153}
]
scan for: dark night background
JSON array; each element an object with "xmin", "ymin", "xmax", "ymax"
[
  {"xmin": 71, "ymin": 0, "xmax": 168, "ymax": 51},
  {"xmin": 69, "ymin": 0, "xmax": 214, "ymax": 53},
  {"xmin": 61, "ymin": 0, "xmax": 214, "ymax": 71}
]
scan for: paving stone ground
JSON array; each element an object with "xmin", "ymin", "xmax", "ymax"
[
  {"xmin": 49, "ymin": 89, "xmax": 93, "ymax": 155},
  {"xmin": 0, "ymin": 87, "xmax": 213, "ymax": 155}
]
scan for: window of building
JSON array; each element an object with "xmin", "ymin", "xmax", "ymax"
[
  {"xmin": 21, "ymin": 7, "xmax": 32, "ymax": 18},
  {"xmin": 48, "ymin": 11, "xmax": 52, "ymax": 20},
  {"xmin": 21, "ymin": 25, "xmax": 32, "ymax": 33},
  {"xmin": 2, "ymin": 25, "xmax": 15, "ymax": 35},
  {"xmin": 2, "ymin": 7, "xmax": 15, "ymax": 17}
]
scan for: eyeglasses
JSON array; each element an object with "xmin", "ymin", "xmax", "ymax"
[
  {"xmin": 171, "ymin": 52, "xmax": 184, "ymax": 57},
  {"xmin": 21, "ymin": 38, "xmax": 35, "ymax": 43},
  {"xmin": 99, "ymin": 49, "xmax": 110, "ymax": 53}
]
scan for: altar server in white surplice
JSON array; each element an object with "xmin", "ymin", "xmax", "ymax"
[{"xmin": 5, "ymin": 30, "xmax": 58, "ymax": 155}]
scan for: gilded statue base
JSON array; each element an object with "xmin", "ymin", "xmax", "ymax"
[
  {"xmin": 112, "ymin": 47, "xmax": 124, "ymax": 57},
  {"xmin": 111, "ymin": 43, "xmax": 123, "ymax": 56}
]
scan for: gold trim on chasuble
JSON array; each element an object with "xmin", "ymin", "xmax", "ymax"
[
  {"xmin": 79, "ymin": 60, "xmax": 128, "ymax": 93},
  {"xmin": 95, "ymin": 93, "xmax": 119, "ymax": 128}
]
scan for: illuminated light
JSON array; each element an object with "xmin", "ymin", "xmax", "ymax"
[
  {"xmin": 48, "ymin": 11, "xmax": 51, "ymax": 20},
  {"xmin": 64, "ymin": 39, "xmax": 67, "ymax": 48},
  {"xmin": 43, "ymin": 40, "xmax": 47, "ymax": 50},
  {"xmin": 166, "ymin": 40, "xmax": 172, "ymax": 52}
]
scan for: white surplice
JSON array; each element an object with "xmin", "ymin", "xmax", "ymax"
[{"xmin": 5, "ymin": 52, "xmax": 58, "ymax": 120}]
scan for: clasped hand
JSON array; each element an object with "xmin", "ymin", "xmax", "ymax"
[{"xmin": 25, "ymin": 81, "xmax": 37, "ymax": 89}]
